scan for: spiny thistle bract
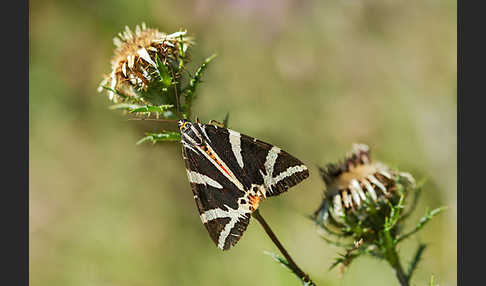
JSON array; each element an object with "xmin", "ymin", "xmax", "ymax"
[
  {"xmin": 98, "ymin": 23, "xmax": 216, "ymax": 122},
  {"xmin": 312, "ymin": 144, "xmax": 445, "ymax": 286}
]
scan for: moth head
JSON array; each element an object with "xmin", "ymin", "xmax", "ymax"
[
  {"xmin": 178, "ymin": 119, "xmax": 193, "ymax": 133},
  {"xmin": 178, "ymin": 119, "xmax": 204, "ymax": 145}
]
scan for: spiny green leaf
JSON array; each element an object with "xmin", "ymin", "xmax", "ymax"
[
  {"xmin": 179, "ymin": 34, "xmax": 185, "ymax": 58},
  {"xmin": 317, "ymin": 232, "xmax": 354, "ymax": 248},
  {"xmin": 396, "ymin": 206, "xmax": 447, "ymax": 243},
  {"xmin": 136, "ymin": 131, "xmax": 181, "ymax": 145},
  {"xmin": 178, "ymin": 34, "xmax": 186, "ymax": 70},
  {"xmin": 181, "ymin": 53, "xmax": 217, "ymax": 119},
  {"xmin": 329, "ymin": 251, "xmax": 362, "ymax": 271},
  {"xmin": 385, "ymin": 195, "xmax": 405, "ymax": 232},
  {"xmin": 264, "ymin": 252, "xmax": 312, "ymax": 286},
  {"xmin": 428, "ymin": 206, "xmax": 447, "ymax": 217},
  {"xmin": 109, "ymin": 103, "xmax": 143, "ymax": 110},
  {"xmin": 128, "ymin": 104, "xmax": 174, "ymax": 114},
  {"xmin": 184, "ymin": 53, "xmax": 217, "ymax": 99},
  {"xmin": 100, "ymin": 86, "xmax": 127, "ymax": 99},
  {"xmin": 265, "ymin": 251, "xmax": 289, "ymax": 268},
  {"xmin": 399, "ymin": 178, "xmax": 424, "ymax": 222},
  {"xmin": 155, "ymin": 54, "xmax": 173, "ymax": 87},
  {"xmin": 315, "ymin": 217, "xmax": 347, "ymax": 237},
  {"xmin": 329, "ymin": 256, "xmax": 345, "ymax": 271}
]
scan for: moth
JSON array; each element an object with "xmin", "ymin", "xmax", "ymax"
[{"xmin": 179, "ymin": 119, "xmax": 309, "ymax": 250}]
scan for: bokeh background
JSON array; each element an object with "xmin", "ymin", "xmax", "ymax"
[{"xmin": 29, "ymin": 0, "xmax": 457, "ymax": 285}]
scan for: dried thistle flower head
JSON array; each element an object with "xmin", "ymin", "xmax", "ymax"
[
  {"xmin": 313, "ymin": 143, "xmax": 415, "ymax": 237},
  {"xmin": 313, "ymin": 144, "xmax": 445, "ymax": 283},
  {"xmin": 98, "ymin": 23, "xmax": 193, "ymax": 105}
]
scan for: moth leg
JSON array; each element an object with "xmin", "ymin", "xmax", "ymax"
[
  {"xmin": 208, "ymin": 119, "xmax": 225, "ymax": 128},
  {"xmin": 257, "ymin": 187, "xmax": 266, "ymax": 200}
]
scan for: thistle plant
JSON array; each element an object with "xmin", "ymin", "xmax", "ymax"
[
  {"xmin": 98, "ymin": 24, "xmax": 443, "ymax": 286},
  {"xmin": 312, "ymin": 144, "xmax": 445, "ymax": 286}
]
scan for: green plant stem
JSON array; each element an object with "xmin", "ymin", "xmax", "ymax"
[
  {"xmin": 408, "ymin": 244, "xmax": 426, "ymax": 279},
  {"xmin": 382, "ymin": 230, "xmax": 409, "ymax": 286},
  {"xmin": 252, "ymin": 209, "xmax": 316, "ymax": 286}
]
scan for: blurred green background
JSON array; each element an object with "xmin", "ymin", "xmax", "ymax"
[{"xmin": 29, "ymin": 0, "xmax": 456, "ymax": 285}]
